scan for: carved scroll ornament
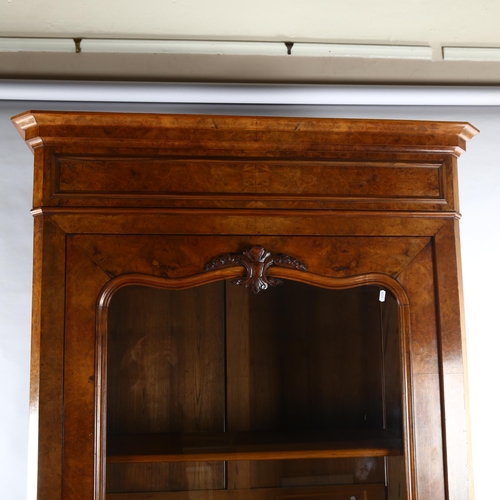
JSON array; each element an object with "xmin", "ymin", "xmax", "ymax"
[{"xmin": 204, "ymin": 245, "xmax": 307, "ymax": 293}]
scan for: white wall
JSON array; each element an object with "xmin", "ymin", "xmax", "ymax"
[{"xmin": 1, "ymin": 96, "xmax": 499, "ymax": 500}]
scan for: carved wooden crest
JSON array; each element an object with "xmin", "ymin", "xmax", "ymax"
[{"xmin": 204, "ymin": 245, "xmax": 307, "ymax": 293}]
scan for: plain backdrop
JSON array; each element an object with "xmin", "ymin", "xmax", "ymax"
[{"xmin": 1, "ymin": 98, "xmax": 499, "ymax": 500}]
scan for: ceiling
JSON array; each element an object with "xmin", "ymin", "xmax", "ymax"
[
  {"xmin": 1, "ymin": 0, "xmax": 500, "ymax": 84},
  {"xmin": 2, "ymin": 0, "xmax": 499, "ymax": 45}
]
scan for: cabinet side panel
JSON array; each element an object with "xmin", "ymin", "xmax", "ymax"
[
  {"xmin": 30, "ymin": 216, "xmax": 66, "ymax": 500},
  {"xmin": 434, "ymin": 220, "xmax": 472, "ymax": 500}
]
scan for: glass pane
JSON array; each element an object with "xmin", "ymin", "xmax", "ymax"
[{"xmin": 105, "ymin": 279, "xmax": 405, "ymax": 498}]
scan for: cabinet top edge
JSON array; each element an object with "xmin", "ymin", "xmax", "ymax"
[{"xmin": 11, "ymin": 110, "xmax": 479, "ymax": 154}]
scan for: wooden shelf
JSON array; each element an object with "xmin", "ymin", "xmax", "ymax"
[
  {"xmin": 106, "ymin": 484, "xmax": 387, "ymax": 500},
  {"xmin": 107, "ymin": 430, "xmax": 403, "ymax": 463}
]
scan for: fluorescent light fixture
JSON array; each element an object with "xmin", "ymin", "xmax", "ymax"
[
  {"xmin": 79, "ymin": 39, "xmax": 433, "ymax": 59},
  {"xmin": 4, "ymin": 37, "xmax": 500, "ymax": 63},
  {"xmin": 292, "ymin": 43, "xmax": 432, "ymax": 60},
  {"xmin": 0, "ymin": 37, "xmax": 433, "ymax": 60},
  {"xmin": 443, "ymin": 46, "xmax": 500, "ymax": 62},
  {"xmin": 0, "ymin": 37, "xmax": 75, "ymax": 52},
  {"xmin": 80, "ymin": 39, "xmax": 286, "ymax": 56}
]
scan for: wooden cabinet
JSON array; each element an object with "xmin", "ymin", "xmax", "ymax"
[{"xmin": 12, "ymin": 112, "xmax": 477, "ymax": 500}]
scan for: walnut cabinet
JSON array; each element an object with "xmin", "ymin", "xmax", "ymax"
[{"xmin": 12, "ymin": 111, "xmax": 477, "ymax": 500}]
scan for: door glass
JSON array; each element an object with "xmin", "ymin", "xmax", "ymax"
[{"xmin": 106, "ymin": 280, "xmax": 406, "ymax": 498}]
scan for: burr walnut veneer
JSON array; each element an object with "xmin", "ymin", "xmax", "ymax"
[{"xmin": 12, "ymin": 111, "xmax": 477, "ymax": 500}]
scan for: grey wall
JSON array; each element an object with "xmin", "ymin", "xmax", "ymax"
[{"xmin": 1, "ymin": 99, "xmax": 498, "ymax": 500}]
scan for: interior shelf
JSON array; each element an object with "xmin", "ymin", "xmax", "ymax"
[{"xmin": 107, "ymin": 429, "xmax": 403, "ymax": 463}]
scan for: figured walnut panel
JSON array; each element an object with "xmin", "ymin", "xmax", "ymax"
[
  {"xmin": 31, "ymin": 216, "xmax": 67, "ymax": 500},
  {"xmin": 69, "ymin": 235, "xmax": 431, "ymax": 281},
  {"xmin": 12, "ymin": 112, "xmax": 476, "ymax": 212},
  {"xmin": 49, "ymin": 211, "xmax": 449, "ymax": 238},
  {"xmin": 411, "ymin": 375, "xmax": 446, "ymax": 498},
  {"xmin": 397, "ymin": 241, "xmax": 439, "ymax": 375},
  {"xmin": 433, "ymin": 220, "xmax": 472, "ymax": 500},
  {"xmin": 12, "ymin": 112, "xmax": 477, "ymax": 154},
  {"xmin": 397, "ymin": 242, "xmax": 446, "ymax": 499},
  {"xmin": 63, "ymin": 237, "xmax": 111, "ymax": 500},
  {"xmin": 51, "ymin": 155, "xmax": 449, "ymax": 211}
]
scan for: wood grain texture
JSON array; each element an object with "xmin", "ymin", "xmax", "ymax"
[
  {"xmin": 381, "ymin": 294, "xmax": 408, "ymax": 500},
  {"xmin": 387, "ymin": 456, "xmax": 408, "ymax": 500},
  {"xmin": 397, "ymin": 243, "xmax": 444, "ymax": 499},
  {"xmin": 12, "ymin": 111, "xmax": 477, "ymax": 212},
  {"xmin": 106, "ymin": 430, "xmax": 403, "ymax": 463},
  {"xmin": 433, "ymin": 220, "xmax": 466, "ymax": 374},
  {"xmin": 68, "ymin": 234, "xmax": 430, "ymax": 281},
  {"xmin": 106, "ymin": 462, "xmax": 224, "ymax": 494},
  {"xmin": 411, "ymin": 375, "xmax": 446, "ymax": 500},
  {"xmin": 105, "ymin": 483, "xmax": 386, "ymax": 500},
  {"xmin": 14, "ymin": 111, "xmax": 477, "ymax": 500},
  {"xmin": 107, "ymin": 284, "xmax": 225, "ymax": 435},
  {"xmin": 242, "ymin": 283, "xmax": 384, "ymax": 431},
  {"xmin": 30, "ymin": 215, "xmax": 66, "ymax": 500},
  {"xmin": 433, "ymin": 220, "xmax": 472, "ymax": 500},
  {"xmin": 106, "ymin": 284, "xmax": 226, "ymax": 493},
  {"xmin": 397, "ymin": 242, "xmax": 439, "ymax": 375},
  {"xmin": 51, "ymin": 155, "xmax": 449, "ymax": 211},
  {"xmin": 380, "ymin": 291, "xmax": 403, "ymax": 433},
  {"xmin": 224, "ymin": 282, "xmax": 393, "ymax": 492},
  {"xmin": 55, "ymin": 158, "xmax": 442, "ymax": 198},
  {"xmin": 63, "ymin": 237, "xmax": 111, "ymax": 500},
  {"xmin": 49, "ymin": 211, "xmax": 449, "ymax": 237},
  {"xmin": 11, "ymin": 111, "xmax": 477, "ymax": 142},
  {"xmin": 104, "ymin": 281, "xmax": 401, "ymax": 493},
  {"xmin": 226, "ymin": 284, "xmax": 253, "ymax": 490}
]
